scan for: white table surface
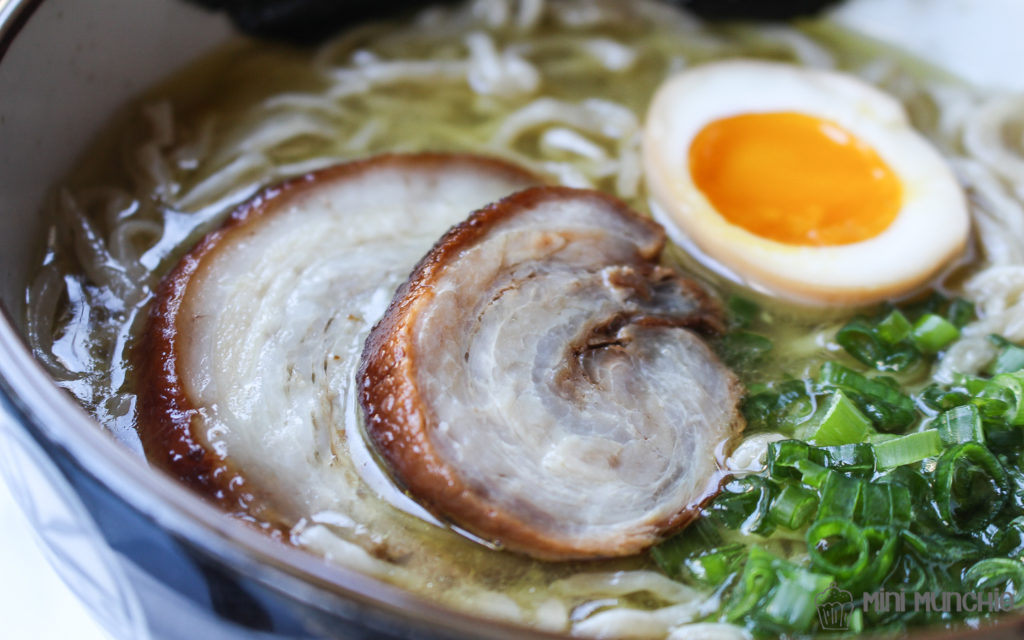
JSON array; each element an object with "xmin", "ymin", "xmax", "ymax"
[{"xmin": 0, "ymin": 474, "xmax": 111, "ymax": 640}]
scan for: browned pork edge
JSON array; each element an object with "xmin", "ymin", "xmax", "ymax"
[
  {"xmin": 134, "ymin": 153, "xmax": 541, "ymax": 528},
  {"xmin": 358, "ymin": 186, "xmax": 744, "ymax": 561}
]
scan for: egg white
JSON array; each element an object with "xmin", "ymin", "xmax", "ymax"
[{"xmin": 643, "ymin": 59, "xmax": 969, "ymax": 306}]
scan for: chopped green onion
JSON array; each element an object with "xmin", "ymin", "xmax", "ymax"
[
  {"xmin": 912, "ymin": 313, "xmax": 960, "ymax": 353},
  {"xmin": 766, "ymin": 440, "xmax": 824, "ymax": 480},
  {"xmin": 877, "ymin": 310, "xmax": 913, "ymax": 344},
  {"xmin": 879, "ymin": 467, "xmax": 947, "ymax": 531},
  {"xmin": 856, "ymin": 482, "xmax": 910, "ymax": 528},
  {"xmin": 725, "ymin": 548, "xmax": 830, "ymax": 633},
  {"xmin": 836, "ymin": 317, "xmax": 918, "ymax": 372},
  {"xmin": 933, "ymin": 442, "xmax": 1009, "ymax": 533},
  {"xmin": 918, "ymin": 383, "xmax": 971, "ymax": 412},
  {"xmin": 899, "ymin": 529, "xmax": 986, "ymax": 564},
  {"xmin": 937, "ymin": 404, "xmax": 985, "ymax": 446},
  {"xmin": 760, "ymin": 566, "xmax": 832, "ymax": 632},
  {"xmin": 769, "ymin": 484, "xmax": 818, "ymax": 529},
  {"xmin": 847, "ymin": 609, "xmax": 864, "ymax": 634},
  {"xmin": 719, "ymin": 330, "xmax": 773, "ymax": 367},
  {"xmin": 888, "ymin": 549, "xmax": 933, "ymax": 595},
  {"xmin": 991, "ymin": 372, "xmax": 1024, "ymax": 425},
  {"xmin": 818, "ymin": 471, "xmax": 862, "ymax": 521},
  {"xmin": 855, "ymin": 526, "xmax": 900, "ymax": 588},
  {"xmin": 901, "ymin": 291, "xmax": 947, "ymax": 321},
  {"xmin": 818, "ymin": 362, "xmax": 916, "ymax": 432},
  {"xmin": 793, "ymin": 459, "xmax": 830, "ymax": 489},
  {"xmin": 683, "ymin": 543, "xmax": 747, "ymax": 586},
  {"xmin": 957, "ymin": 373, "xmax": 1018, "ymax": 421},
  {"xmin": 834, "ymin": 297, "xmax": 972, "ymax": 372},
  {"xmin": 973, "ymin": 394, "xmax": 1013, "ymax": 420},
  {"xmin": 988, "ymin": 425, "xmax": 1024, "ymax": 455},
  {"xmin": 727, "ymin": 295, "xmax": 759, "ymax": 329},
  {"xmin": 988, "ymin": 335, "xmax": 1024, "ymax": 376},
  {"xmin": 650, "ymin": 517, "xmax": 723, "ymax": 579},
  {"xmin": 742, "ymin": 381, "xmax": 817, "ymax": 433},
  {"xmin": 725, "ymin": 548, "xmax": 780, "ymax": 623},
  {"xmin": 872, "ymin": 430, "xmax": 943, "ymax": 469},
  {"xmin": 856, "ymin": 481, "xmax": 889, "ymax": 527},
  {"xmin": 821, "ymin": 443, "xmax": 875, "ymax": 477},
  {"xmin": 765, "ymin": 440, "xmax": 807, "ymax": 480},
  {"xmin": 887, "ymin": 483, "xmax": 913, "ymax": 528},
  {"xmin": 995, "ymin": 517, "xmax": 1024, "ymax": 560},
  {"xmin": 946, "ymin": 297, "xmax": 975, "ymax": 329},
  {"xmin": 803, "ymin": 390, "xmax": 874, "ymax": 446},
  {"xmin": 964, "ymin": 558, "xmax": 1024, "ymax": 605},
  {"xmin": 807, "ymin": 518, "xmax": 869, "ymax": 581},
  {"xmin": 709, "ymin": 476, "xmax": 776, "ymax": 534}
]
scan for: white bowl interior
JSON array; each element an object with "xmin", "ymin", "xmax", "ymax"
[{"xmin": 0, "ymin": 0, "xmax": 231, "ymax": 328}]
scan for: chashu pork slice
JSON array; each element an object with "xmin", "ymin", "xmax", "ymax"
[
  {"xmin": 136, "ymin": 154, "xmax": 539, "ymax": 521},
  {"xmin": 359, "ymin": 186, "xmax": 745, "ymax": 560}
]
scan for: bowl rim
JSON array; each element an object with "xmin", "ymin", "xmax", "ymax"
[{"xmin": 0, "ymin": 1, "xmax": 1022, "ymax": 639}]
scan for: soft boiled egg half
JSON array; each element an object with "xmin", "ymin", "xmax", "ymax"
[{"xmin": 643, "ymin": 60, "xmax": 969, "ymax": 306}]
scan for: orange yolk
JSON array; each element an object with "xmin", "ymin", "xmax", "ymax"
[{"xmin": 688, "ymin": 112, "xmax": 902, "ymax": 246}]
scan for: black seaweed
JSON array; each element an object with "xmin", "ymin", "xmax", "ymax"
[
  {"xmin": 669, "ymin": 0, "xmax": 843, "ymax": 21},
  {"xmin": 186, "ymin": 0, "xmax": 460, "ymax": 44},
  {"xmin": 188, "ymin": 0, "xmax": 845, "ymax": 44}
]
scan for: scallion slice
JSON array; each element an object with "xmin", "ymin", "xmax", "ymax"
[
  {"xmin": 727, "ymin": 295, "xmax": 759, "ymax": 329},
  {"xmin": 709, "ymin": 476, "xmax": 776, "ymax": 535},
  {"xmin": 769, "ymin": 484, "xmax": 818, "ymax": 530},
  {"xmin": 988, "ymin": 335, "xmax": 1024, "ymax": 376},
  {"xmin": 946, "ymin": 297, "xmax": 975, "ymax": 328},
  {"xmin": 725, "ymin": 548, "xmax": 831, "ymax": 633},
  {"xmin": 856, "ymin": 483, "xmax": 890, "ymax": 527},
  {"xmin": 992, "ymin": 372, "xmax": 1024, "ymax": 425},
  {"xmin": 912, "ymin": 313, "xmax": 960, "ymax": 353},
  {"xmin": 877, "ymin": 310, "xmax": 913, "ymax": 344},
  {"xmin": 964, "ymin": 558, "xmax": 1024, "ymax": 606},
  {"xmin": 760, "ymin": 566, "xmax": 832, "ymax": 631},
  {"xmin": 995, "ymin": 517, "xmax": 1024, "ymax": 560},
  {"xmin": 719, "ymin": 330, "xmax": 773, "ymax": 367},
  {"xmin": 650, "ymin": 517, "xmax": 723, "ymax": 579},
  {"xmin": 836, "ymin": 317, "xmax": 918, "ymax": 372},
  {"xmin": 807, "ymin": 518, "xmax": 869, "ymax": 581},
  {"xmin": 818, "ymin": 471, "xmax": 862, "ymax": 521},
  {"xmin": 872, "ymin": 430, "xmax": 942, "ymax": 470},
  {"xmin": 936, "ymin": 404, "xmax": 985, "ymax": 446},
  {"xmin": 854, "ymin": 526, "xmax": 900, "ymax": 590},
  {"xmin": 933, "ymin": 442, "xmax": 1009, "ymax": 533},
  {"xmin": 683, "ymin": 544, "xmax": 747, "ymax": 585},
  {"xmin": 821, "ymin": 443, "xmax": 875, "ymax": 477},
  {"xmin": 818, "ymin": 362, "xmax": 916, "ymax": 432},
  {"xmin": 725, "ymin": 548, "xmax": 780, "ymax": 623},
  {"xmin": 803, "ymin": 390, "xmax": 874, "ymax": 446},
  {"xmin": 794, "ymin": 459, "xmax": 830, "ymax": 489},
  {"xmin": 766, "ymin": 440, "xmax": 824, "ymax": 480}
]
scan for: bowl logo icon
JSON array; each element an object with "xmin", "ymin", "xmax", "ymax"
[{"xmin": 816, "ymin": 582, "xmax": 854, "ymax": 631}]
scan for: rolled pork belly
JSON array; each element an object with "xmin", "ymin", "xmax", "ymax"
[
  {"xmin": 135, "ymin": 153, "xmax": 539, "ymax": 524},
  {"xmin": 359, "ymin": 186, "xmax": 744, "ymax": 560}
]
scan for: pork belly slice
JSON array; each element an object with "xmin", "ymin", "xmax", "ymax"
[
  {"xmin": 135, "ymin": 154, "xmax": 539, "ymax": 522},
  {"xmin": 359, "ymin": 186, "xmax": 744, "ymax": 560}
]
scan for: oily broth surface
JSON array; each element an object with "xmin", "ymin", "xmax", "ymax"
[{"xmin": 24, "ymin": 0, "xmax": 1003, "ymax": 635}]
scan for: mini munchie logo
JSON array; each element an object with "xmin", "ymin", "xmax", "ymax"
[
  {"xmin": 816, "ymin": 583, "xmax": 854, "ymax": 631},
  {"xmin": 814, "ymin": 584, "xmax": 1015, "ymax": 631}
]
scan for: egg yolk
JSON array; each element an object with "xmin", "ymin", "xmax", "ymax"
[{"xmin": 688, "ymin": 112, "xmax": 902, "ymax": 246}]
